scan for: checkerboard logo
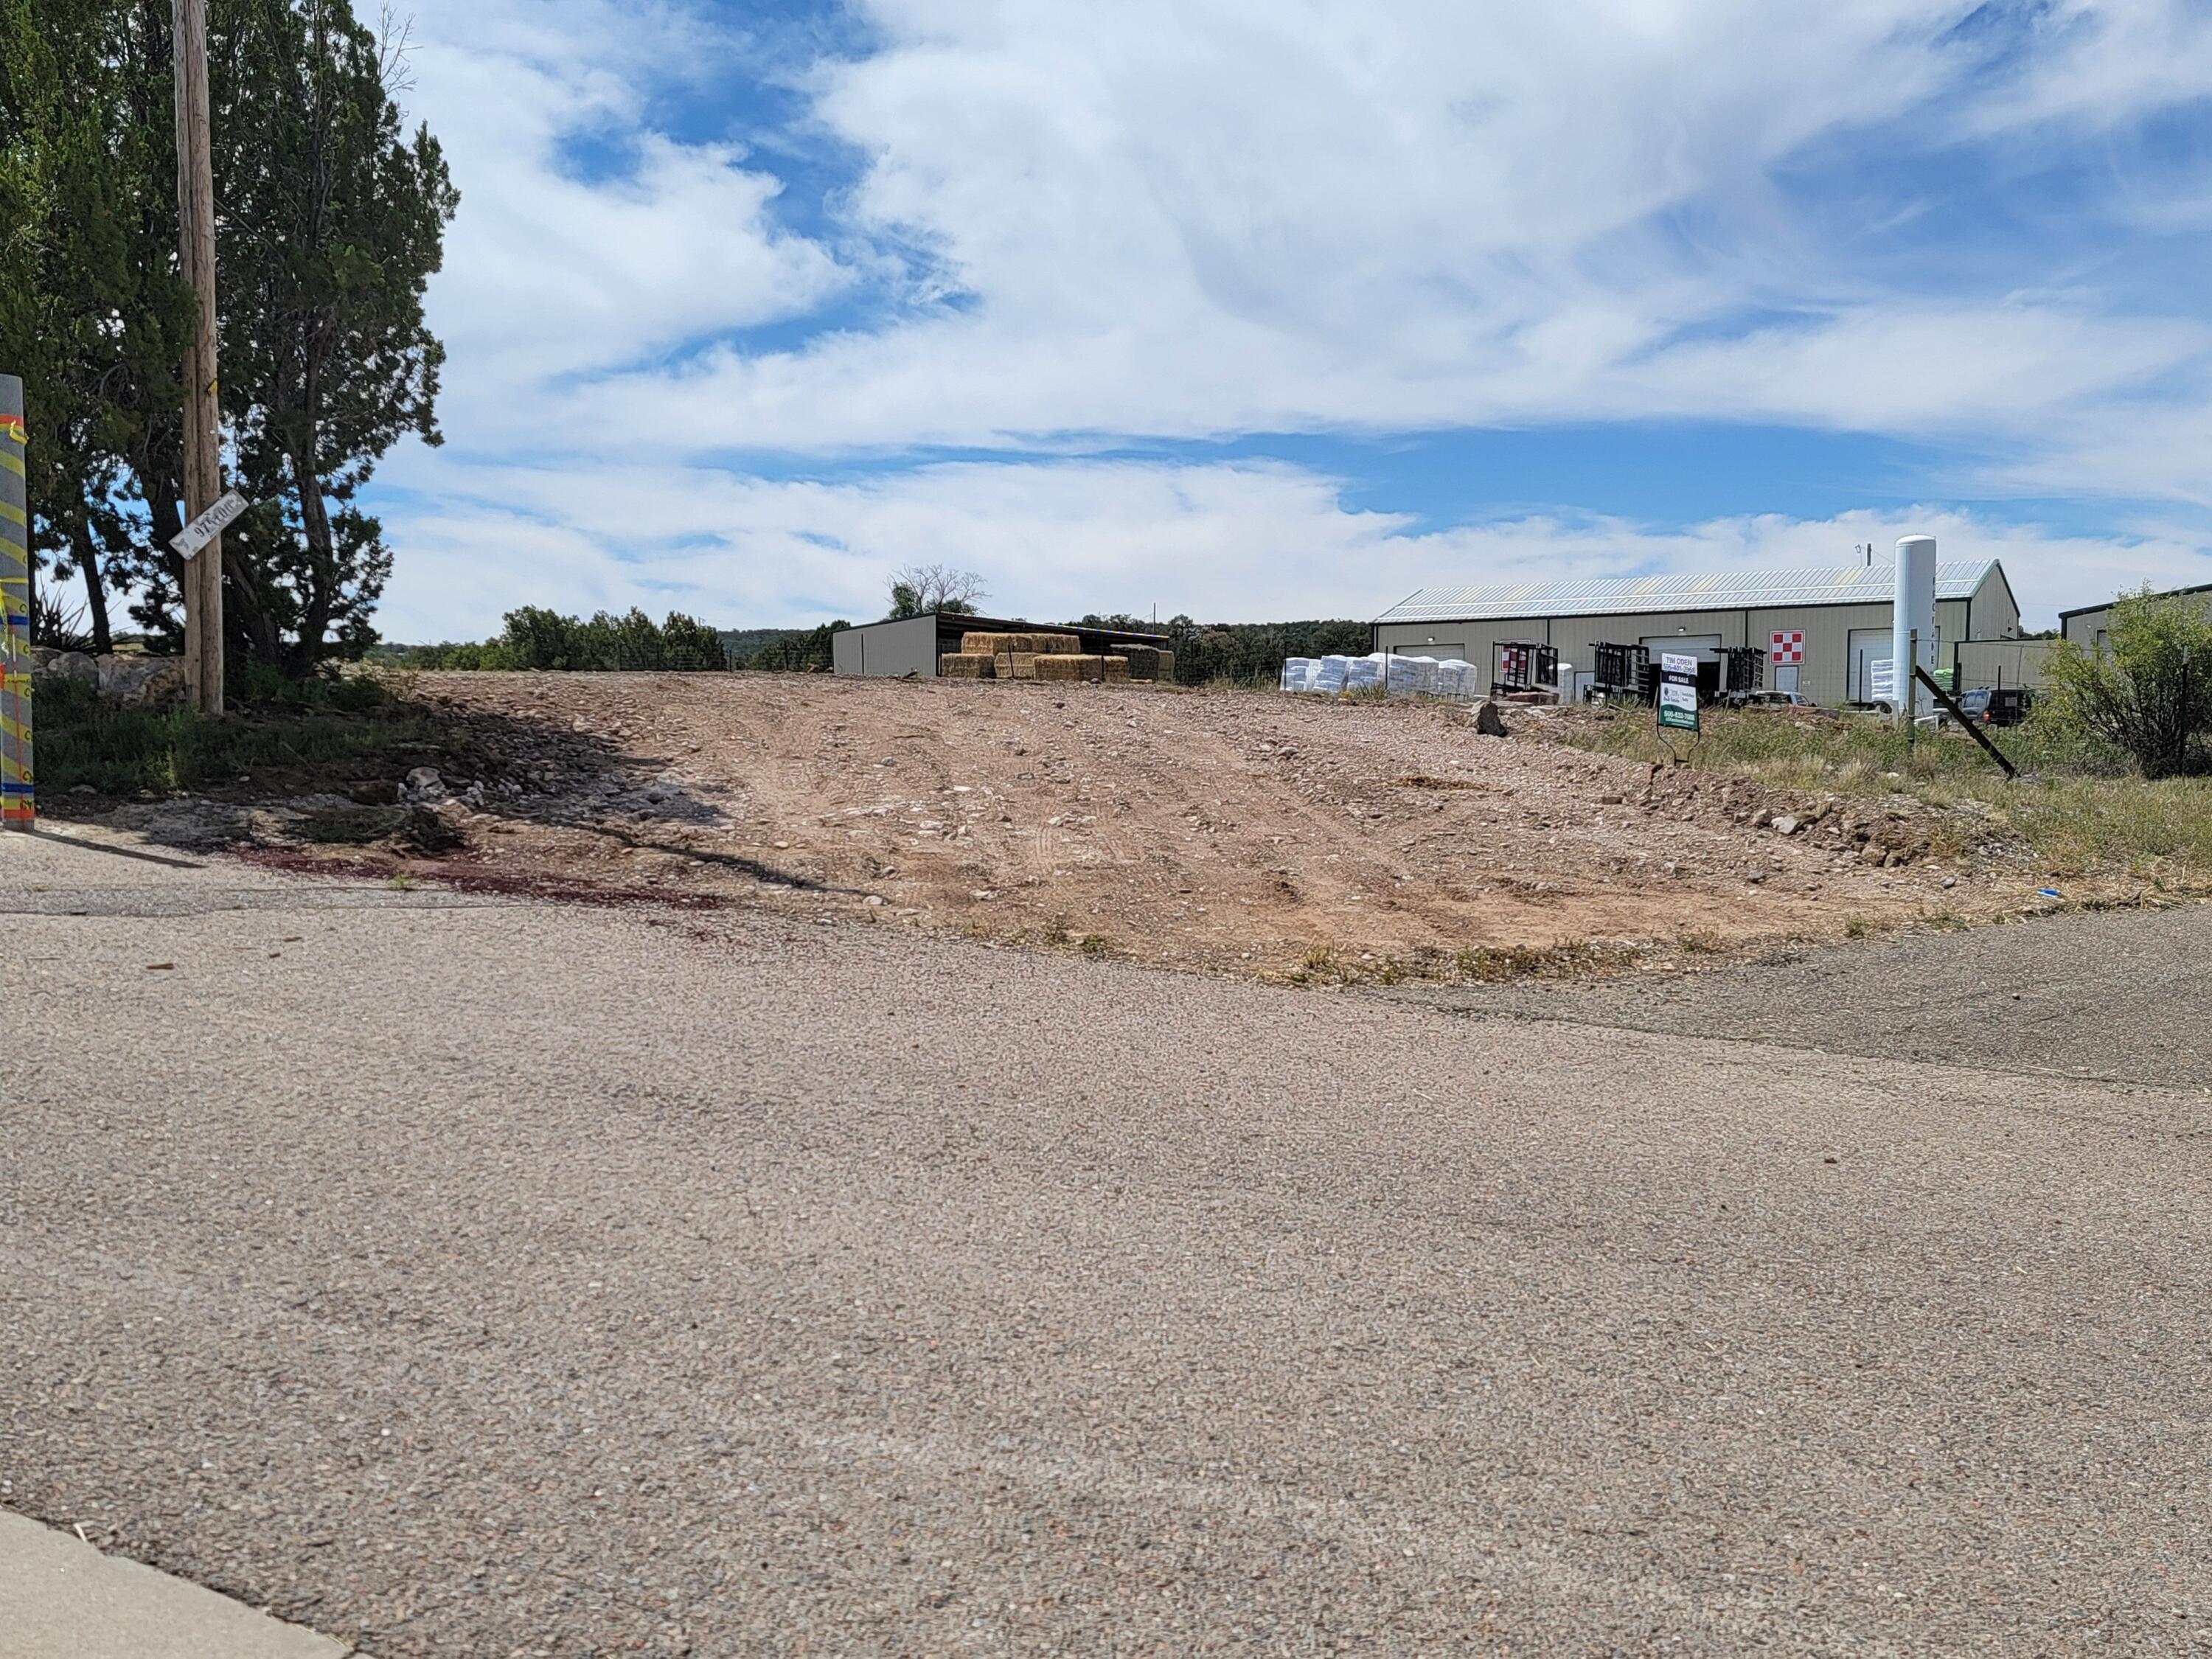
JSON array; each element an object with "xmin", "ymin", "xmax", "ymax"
[{"xmin": 1770, "ymin": 630, "xmax": 1805, "ymax": 665}]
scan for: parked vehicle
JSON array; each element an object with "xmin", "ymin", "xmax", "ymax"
[
  {"xmin": 1728, "ymin": 689, "xmax": 1818, "ymax": 710},
  {"xmin": 1952, "ymin": 686, "xmax": 2035, "ymax": 727}
]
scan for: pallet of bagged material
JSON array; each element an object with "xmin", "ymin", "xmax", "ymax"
[
  {"xmin": 1034, "ymin": 653, "xmax": 1110, "ymax": 682},
  {"xmin": 961, "ymin": 630, "xmax": 1081, "ymax": 655},
  {"xmin": 939, "ymin": 652, "xmax": 996, "ymax": 678}
]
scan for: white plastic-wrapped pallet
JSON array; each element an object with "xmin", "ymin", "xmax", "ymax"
[
  {"xmin": 1383, "ymin": 655, "xmax": 1423, "ymax": 697},
  {"xmin": 1409, "ymin": 656, "xmax": 1441, "ymax": 695},
  {"xmin": 1344, "ymin": 654, "xmax": 1384, "ymax": 692},
  {"xmin": 1310, "ymin": 655, "xmax": 1349, "ymax": 694},
  {"xmin": 1280, "ymin": 657, "xmax": 1314, "ymax": 692},
  {"xmin": 1435, "ymin": 658, "xmax": 1478, "ymax": 699}
]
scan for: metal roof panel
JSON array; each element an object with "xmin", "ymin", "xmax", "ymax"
[{"xmin": 1374, "ymin": 562, "xmax": 2000, "ymax": 624}]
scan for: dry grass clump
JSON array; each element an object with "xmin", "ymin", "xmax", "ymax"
[{"xmin": 1554, "ymin": 707, "xmax": 2212, "ymax": 884}]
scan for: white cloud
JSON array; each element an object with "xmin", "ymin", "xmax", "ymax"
[
  {"xmin": 408, "ymin": 0, "xmax": 848, "ymax": 422},
  {"xmin": 366, "ymin": 1, "xmax": 2212, "ymax": 639},
  {"xmin": 377, "ymin": 451, "xmax": 2212, "ymax": 639},
  {"xmin": 564, "ymin": 0, "xmax": 2211, "ymax": 454}
]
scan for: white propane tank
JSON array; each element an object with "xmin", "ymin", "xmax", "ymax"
[{"xmin": 1893, "ymin": 535, "xmax": 1938, "ymax": 723}]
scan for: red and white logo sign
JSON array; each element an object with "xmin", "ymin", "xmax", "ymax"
[{"xmin": 1770, "ymin": 630, "xmax": 1805, "ymax": 666}]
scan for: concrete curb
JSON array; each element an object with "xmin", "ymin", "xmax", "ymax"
[{"xmin": 0, "ymin": 1509, "xmax": 349, "ymax": 1659}]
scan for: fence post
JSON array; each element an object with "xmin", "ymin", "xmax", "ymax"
[{"xmin": 0, "ymin": 374, "xmax": 31, "ymax": 829}]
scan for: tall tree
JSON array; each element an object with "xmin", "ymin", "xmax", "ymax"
[
  {"xmin": 887, "ymin": 563, "xmax": 987, "ymax": 619},
  {"xmin": 203, "ymin": 0, "xmax": 456, "ymax": 671},
  {"xmin": 2, "ymin": 0, "xmax": 455, "ymax": 675},
  {"xmin": 0, "ymin": 0, "xmax": 194, "ymax": 653}
]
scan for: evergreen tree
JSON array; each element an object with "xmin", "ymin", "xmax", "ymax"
[{"xmin": 1, "ymin": 0, "xmax": 455, "ymax": 675}]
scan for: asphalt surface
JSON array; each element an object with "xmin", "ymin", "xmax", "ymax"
[
  {"xmin": 4, "ymin": 827, "xmax": 2210, "ymax": 1655},
  {"xmin": 1391, "ymin": 900, "xmax": 2212, "ymax": 1090}
]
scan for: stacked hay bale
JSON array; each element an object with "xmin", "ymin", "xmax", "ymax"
[
  {"xmin": 964, "ymin": 630, "xmax": 1080, "ymax": 680},
  {"xmin": 938, "ymin": 627, "xmax": 1158, "ymax": 686},
  {"xmin": 1034, "ymin": 653, "xmax": 1131, "ymax": 683},
  {"xmin": 1114, "ymin": 644, "xmax": 1177, "ymax": 684}
]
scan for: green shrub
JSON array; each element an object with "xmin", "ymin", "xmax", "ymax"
[{"xmin": 2041, "ymin": 588, "xmax": 2212, "ymax": 778}]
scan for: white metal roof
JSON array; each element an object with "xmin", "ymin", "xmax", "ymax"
[{"xmin": 1375, "ymin": 561, "xmax": 2001, "ymax": 625}]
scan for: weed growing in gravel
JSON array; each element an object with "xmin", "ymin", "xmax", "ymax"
[
  {"xmin": 1446, "ymin": 940, "xmax": 1642, "ymax": 981},
  {"xmin": 1284, "ymin": 945, "xmax": 1414, "ymax": 987},
  {"xmin": 1079, "ymin": 933, "xmax": 1111, "ymax": 957}
]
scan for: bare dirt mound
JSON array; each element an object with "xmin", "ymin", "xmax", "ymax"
[{"xmin": 274, "ymin": 672, "xmax": 2031, "ymax": 978}]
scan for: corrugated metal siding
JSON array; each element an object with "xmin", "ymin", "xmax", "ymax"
[
  {"xmin": 832, "ymin": 614, "xmax": 942, "ymax": 678},
  {"xmin": 1376, "ymin": 562, "xmax": 2000, "ymax": 624},
  {"xmin": 1374, "ymin": 597, "xmax": 1975, "ymax": 706}
]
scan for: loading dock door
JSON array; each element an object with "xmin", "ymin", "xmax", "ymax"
[{"xmin": 1641, "ymin": 633, "xmax": 1723, "ymax": 659}]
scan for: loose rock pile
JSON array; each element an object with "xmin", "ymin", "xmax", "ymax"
[{"xmin": 30, "ymin": 648, "xmax": 185, "ymax": 706}]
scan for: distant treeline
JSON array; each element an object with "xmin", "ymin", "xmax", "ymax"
[
  {"xmin": 1075, "ymin": 616, "xmax": 1371, "ymax": 684},
  {"xmin": 374, "ymin": 610, "xmax": 1370, "ymax": 682},
  {"xmin": 370, "ymin": 608, "xmax": 735, "ymax": 672}
]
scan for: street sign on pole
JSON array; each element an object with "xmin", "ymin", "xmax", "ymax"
[{"xmin": 170, "ymin": 490, "xmax": 248, "ymax": 560}]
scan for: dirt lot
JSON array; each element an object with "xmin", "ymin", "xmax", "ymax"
[{"xmin": 76, "ymin": 672, "xmax": 2053, "ymax": 976}]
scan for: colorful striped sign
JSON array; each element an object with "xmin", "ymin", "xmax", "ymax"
[{"xmin": 0, "ymin": 376, "xmax": 31, "ymax": 827}]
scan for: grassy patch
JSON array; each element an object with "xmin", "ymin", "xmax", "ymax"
[
  {"xmin": 35, "ymin": 672, "xmax": 440, "ymax": 799},
  {"xmin": 1553, "ymin": 707, "xmax": 2212, "ymax": 882}
]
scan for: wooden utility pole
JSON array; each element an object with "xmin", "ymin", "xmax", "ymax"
[{"xmin": 172, "ymin": 0, "xmax": 224, "ymax": 712}]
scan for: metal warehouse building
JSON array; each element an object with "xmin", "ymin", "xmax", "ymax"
[
  {"xmin": 832, "ymin": 611, "xmax": 1172, "ymax": 678},
  {"xmin": 1371, "ymin": 561, "xmax": 2022, "ymax": 706},
  {"xmin": 2060, "ymin": 582, "xmax": 2212, "ymax": 652}
]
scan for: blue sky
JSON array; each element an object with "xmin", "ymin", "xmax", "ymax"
[{"xmin": 372, "ymin": 0, "xmax": 2212, "ymax": 638}]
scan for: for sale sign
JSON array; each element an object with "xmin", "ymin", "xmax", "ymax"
[{"xmin": 1658, "ymin": 652, "xmax": 1700, "ymax": 732}]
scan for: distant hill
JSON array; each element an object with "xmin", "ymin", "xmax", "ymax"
[{"xmin": 718, "ymin": 627, "xmax": 810, "ymax": 662}]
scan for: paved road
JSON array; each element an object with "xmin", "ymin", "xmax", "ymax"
[
  {"xmin": 4, "ymin": 827, "xmax": 2209, "ymax": 1655},
  {"xmin": 1389, "ymin": 899, "xmax": 2212, "ymax": 1091}
]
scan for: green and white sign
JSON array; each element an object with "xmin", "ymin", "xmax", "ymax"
[{"xmin": 1657, "ymin": 652, "xmax": 1700, "ymax": 732}]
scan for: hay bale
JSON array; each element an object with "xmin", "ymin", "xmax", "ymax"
[
  {"xmin": 961, "ymin": 630, "xmax": 1081, "ymax": 654},
  {"xmin": 1102, "ymin": 655, "xmax": 1130, "ymax": 681},
  {"xmin": 939, "ymin": 652, "xmax": 996, "ymax": 678},
  {"xmin": 1034, "ymin": 653, "xmax": 1107, "ymax": 683},
  {"xmin": 997, "ymin": 650, "xmax": 1040, "ymax": 680}
]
